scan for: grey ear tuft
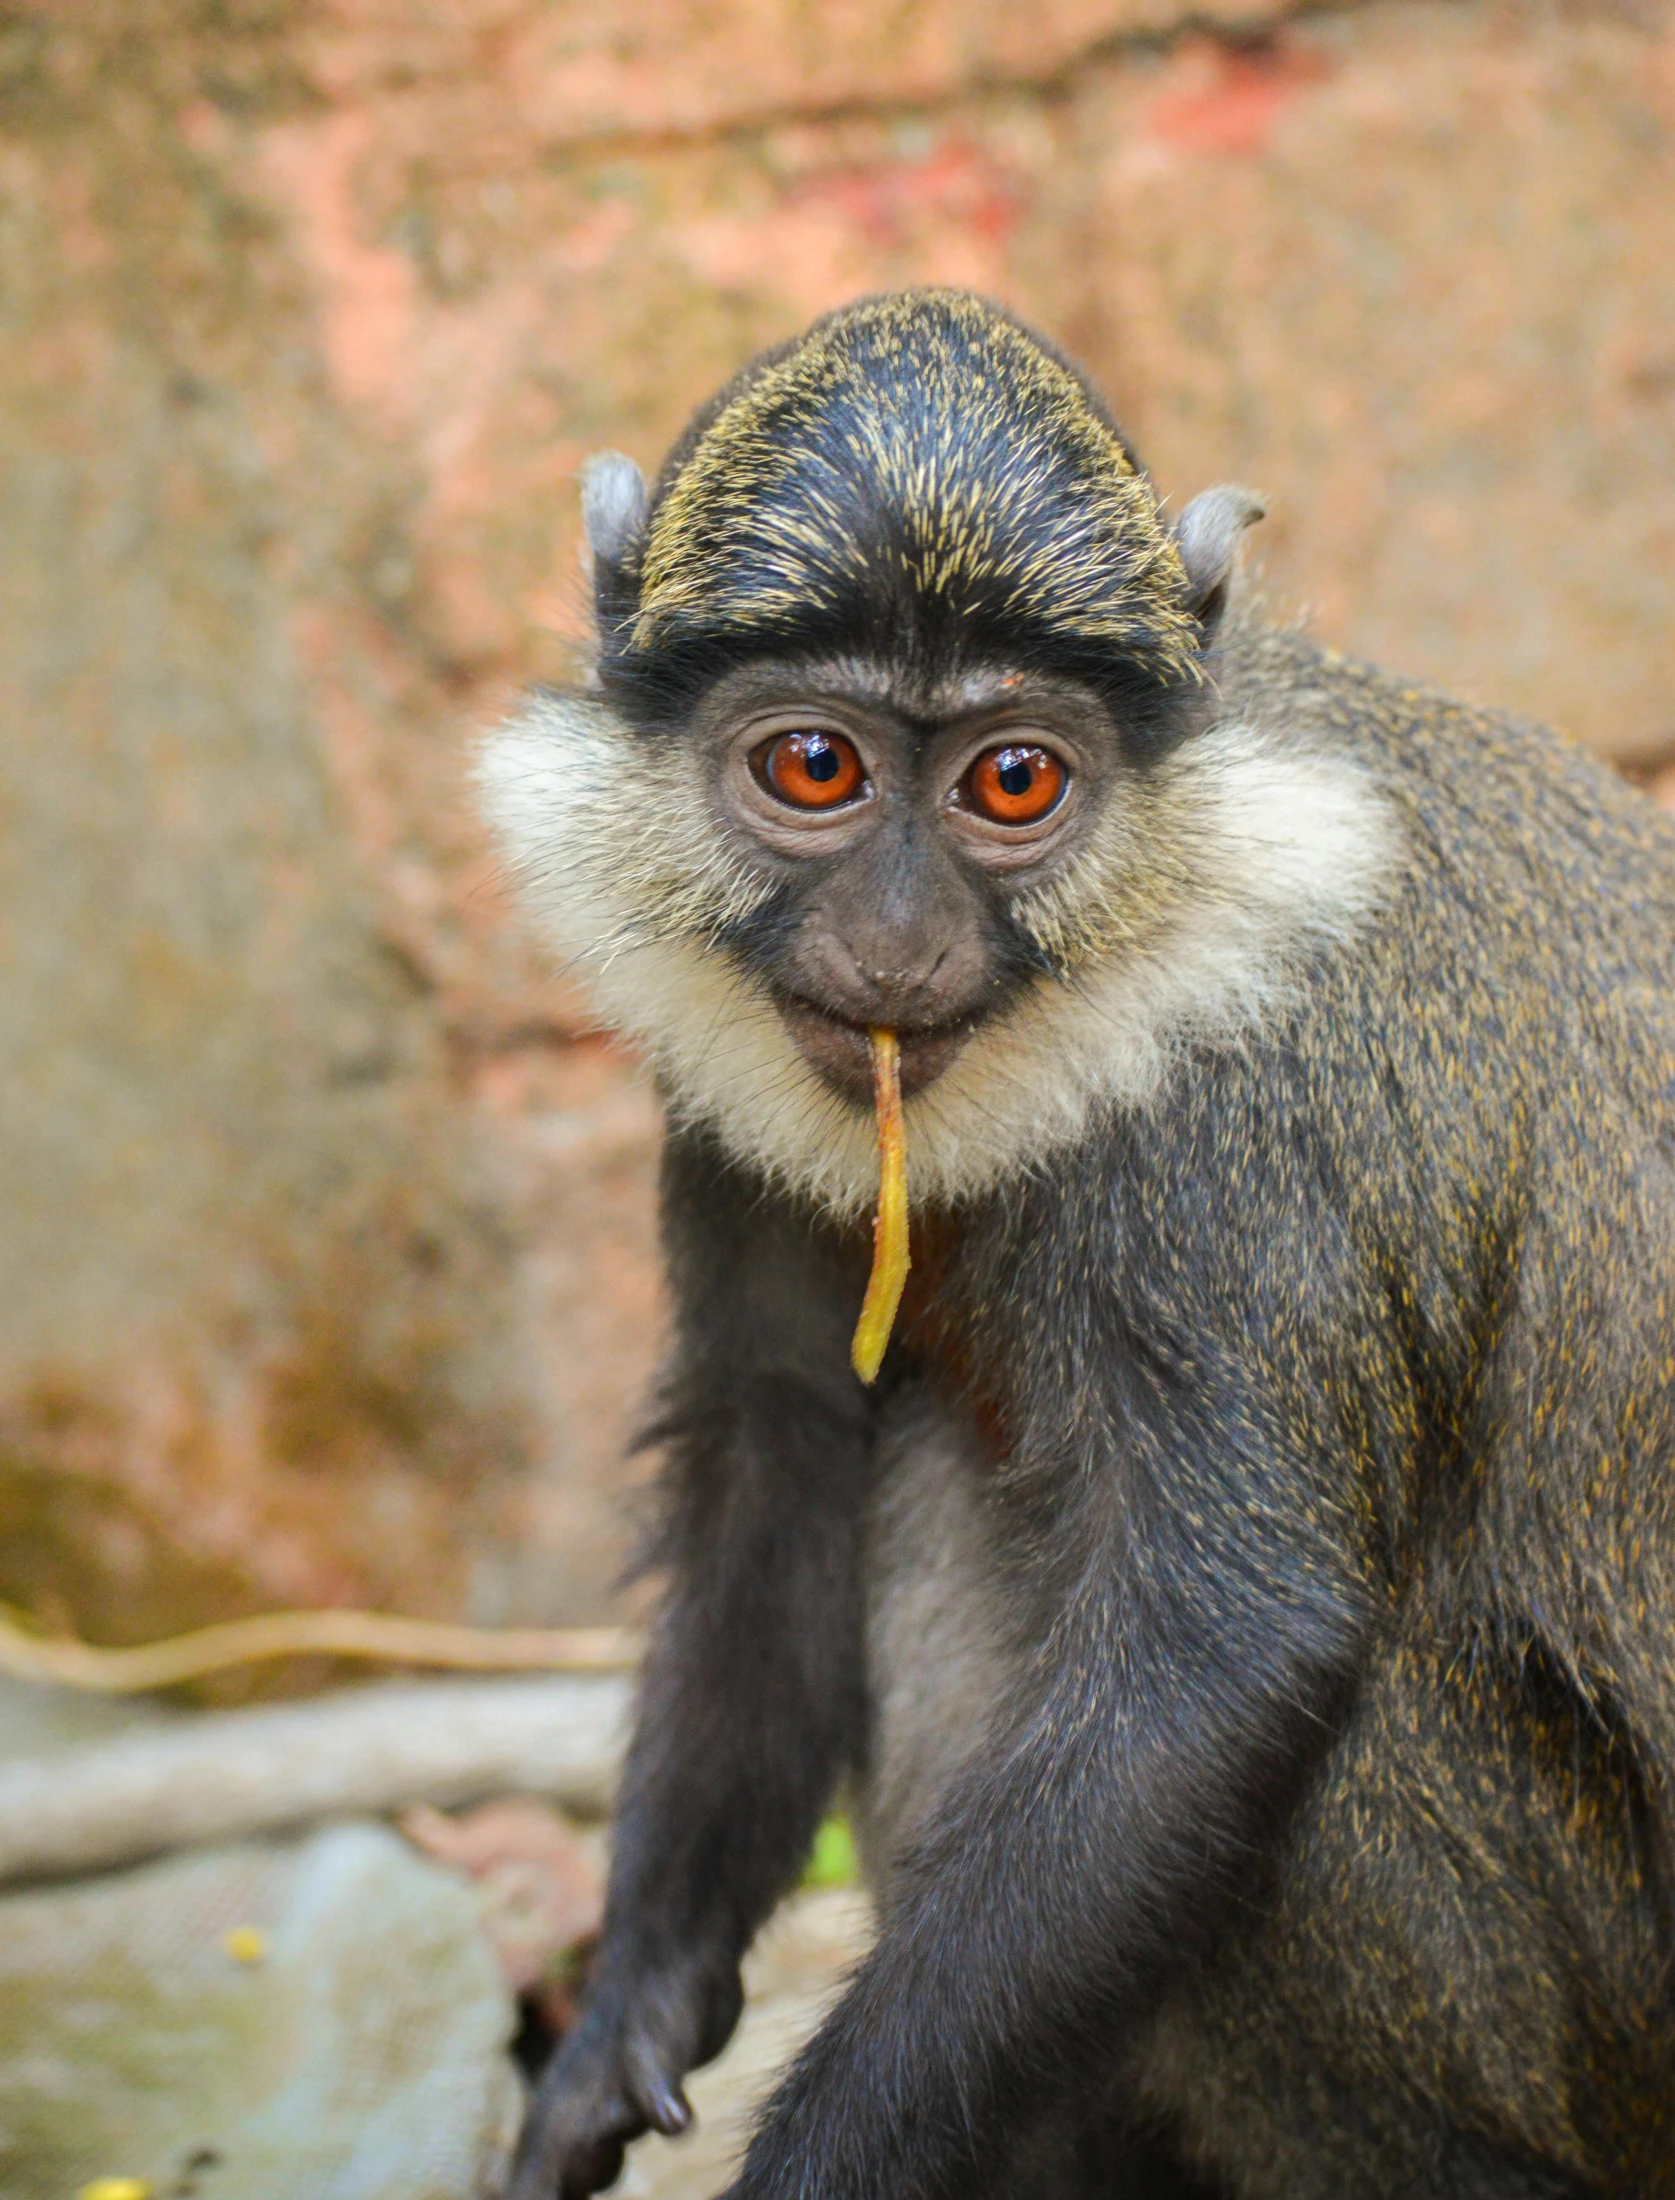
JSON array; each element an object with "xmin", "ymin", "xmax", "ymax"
[
  {"xmin": 1175, "ymin": 486, "xmax": 1267, "ymax": 616},
  {"xmin": 580, "ymin": 451, "xmax": 649, "ymax": 570}
]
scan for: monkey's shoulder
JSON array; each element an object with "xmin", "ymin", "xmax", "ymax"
[
  {"xmin": 1238, "ymin": 625, "xmax": 1675, "ymax": 923},
  {"xmin": 1223, "ymin": 627, "xmax": 1675, "ymax": 1085}
]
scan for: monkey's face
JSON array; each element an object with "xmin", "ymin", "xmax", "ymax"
[
  {"xmin": 692, "ymin": 655, "xmax": 1121, "ymax": 1101},
  {"xmin": 481, "ymin": 292, "xmax": 1388, "ymax": 1216}
]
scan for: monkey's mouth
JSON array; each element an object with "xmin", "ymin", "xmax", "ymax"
[{"xmin": 776, "ymin": 996, "xmax": 978, "ymax": 1101}]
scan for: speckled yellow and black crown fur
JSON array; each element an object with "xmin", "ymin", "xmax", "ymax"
[{"xmin": 607, "ymin": 291, "xmax": 1200, "ymax": 722}]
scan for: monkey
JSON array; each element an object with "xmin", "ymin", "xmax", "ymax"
[{"xmin": 476, "ymin": 288, "xmax": 1675, "ymax": 2199}]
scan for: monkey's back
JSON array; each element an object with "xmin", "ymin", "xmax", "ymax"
[
  {"xmin": 1134, "ymin": 626, "xmax": 1675, "ymax": 2194},
  {"xmin": 1243, "ymin": 623, "xmax": 1675, "ymax": 1563},
  {"xmin": 1231, "ymin": 622, "xmax": 1675, "ymax": 1764}
]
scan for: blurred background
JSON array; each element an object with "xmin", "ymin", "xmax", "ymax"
[{"xmin": 4, "ymin": 0, "xmax": 1674, "ymax": 1663}]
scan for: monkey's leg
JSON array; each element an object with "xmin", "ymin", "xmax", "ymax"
[
  {"xmin": 508, "ymin": 1132, "xmax": 876, "ymax": 2200},
  {"xmin": 717, "ymin": 1382, "xmax": 1373, "ymax": 2200},
  {"xmin": 993, "ymin": 2105, "xmax": 1228, "ymax": 2200},
  {"xmin": 1134, "ymin": 1629, "xmax": 1675, "ymax": 2200}
]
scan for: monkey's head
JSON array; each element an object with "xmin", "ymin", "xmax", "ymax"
[{"xmin": 480, "ymin": 290, "xmax": 1387, "ymax": 1214}]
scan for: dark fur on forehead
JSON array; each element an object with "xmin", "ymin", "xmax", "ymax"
[
  {"xmin": 594, "ymin": 290, "xmax": 1205, "ymax": 745},
  {"xmin": 647, "ymin": 294, "xmax": 1143, "ymax": 504}
]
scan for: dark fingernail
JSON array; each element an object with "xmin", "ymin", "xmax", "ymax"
[{"xmin": 642, "ymin": 2073, "xmax": 693, "ymax": 2136}]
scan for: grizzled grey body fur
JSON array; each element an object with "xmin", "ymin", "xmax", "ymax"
[{"xmin": 479, "ymin": 290, "xmax": 1675, "ymax": 2199}]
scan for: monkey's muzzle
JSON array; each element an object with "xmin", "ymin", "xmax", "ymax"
[{"xmin": 777, "ymin": 998, "xmax": 974, "ymax": 1100}]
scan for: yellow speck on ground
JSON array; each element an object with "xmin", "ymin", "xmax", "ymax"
[
  {"xmin": 222, "ymin": 1924, "xmax": 267, "ymax": 1964},
  {"xmin": 77, "ymin": 2180, "xmax": 154, "ymax": 2200}
]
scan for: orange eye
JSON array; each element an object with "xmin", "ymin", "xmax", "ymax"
[
  {"xmin": 963, "ymin": 744, "xmax": 1067, "ymax": 826},
  {"xmin": 757, "ymin": 730, "xmax": 867, "ymax": 810}
]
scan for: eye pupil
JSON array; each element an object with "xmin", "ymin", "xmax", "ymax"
[
  {"xmin": 963, "ymin": 742, "xmax": 1067, "ymax": 825},
  {"xmin": 756, "ymin": 729, "xmax": 867, "ymax": 810}
]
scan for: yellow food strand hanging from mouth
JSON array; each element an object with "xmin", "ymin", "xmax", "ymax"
[{"xmin": 851, "ymin": 1027, "xmax": 910, "ymax": 1384}]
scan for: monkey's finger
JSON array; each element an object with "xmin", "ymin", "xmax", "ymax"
[
  {"xmin": 508, "ymin": 2069, "xmax": 639, "ymax": 2200},
  {"xmin": 509, "ymin": 2117, "xmax": 625, "ymax": 2200},
  {"xmin": 557, "ymin": 2134, "xmax": 626, "ymax": 2200},
  {"xmin": 635, "ymin": 2069, "xmax": 694, "ymax": 2136}
]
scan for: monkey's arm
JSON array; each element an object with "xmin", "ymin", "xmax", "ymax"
[
  {"xmin": 510, "ymin": 1128, "xmax": 874, "ymax": 2200},
  {"xmin": 724, "ymin": 1398, "xmax": 1372, "ymax": 2200}
]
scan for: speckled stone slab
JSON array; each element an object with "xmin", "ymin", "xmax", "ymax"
[{"xmin": 0, "ymin": 1821, "xmax": 520, "ymax": 2200}]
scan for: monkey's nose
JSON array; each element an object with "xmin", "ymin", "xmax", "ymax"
[
  {"xmin": 863, "ymin": 945, "xmax": 950, "ymax": 997},
  {"xmin": 789, "ymin": 925, "xmax": 986, "ymax": 1032},
  {"xmin": 843, "ymin": 941, "xmax": 965, "ymax": 1024}
]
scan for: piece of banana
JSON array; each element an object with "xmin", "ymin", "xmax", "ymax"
[{"xmin": 850, "ymin": 1027, "xmax": 910, "ymax": 1385}]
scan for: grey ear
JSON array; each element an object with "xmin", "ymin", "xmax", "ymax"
[
  {"xmin": 580, "ymin": 451, "xmax": 649, "ymax": 570},
  {"xmin": 1174, "ymin": 485, "xmax": 1266, "ymax": 618}
]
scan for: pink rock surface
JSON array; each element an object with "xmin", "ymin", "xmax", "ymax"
[{"xmin": 1, "ymin": 0, "xmax": 1669, "ymax": 1656}]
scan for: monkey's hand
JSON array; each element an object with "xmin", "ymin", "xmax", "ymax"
[{"xmin": 507, "ymin": 1953, "xmax": 744, "ymax": 2200}]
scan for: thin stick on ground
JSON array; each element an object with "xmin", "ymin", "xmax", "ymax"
[{"xmin": 0, "ymin": 1603, "xmax": 643, "ymax": 1695}]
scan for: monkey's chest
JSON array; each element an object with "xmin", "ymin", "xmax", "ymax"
[
  {"xmin": 857, "ymin": 1380, "xmax": 1020, "ymax": 1883},
  {"xmin": 891, "ymin": 1217, "xmax": 1015, "ymax": 1463}
]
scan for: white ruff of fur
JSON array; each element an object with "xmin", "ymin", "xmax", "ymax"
[{"xmin": 476, "ymin": 692, "xmax": 1397, "ymax": 1218}]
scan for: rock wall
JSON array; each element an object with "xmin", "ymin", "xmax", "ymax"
[{"xmin": 2, "ymin": 0, "xmax": 1671, "ymax": 1655}]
